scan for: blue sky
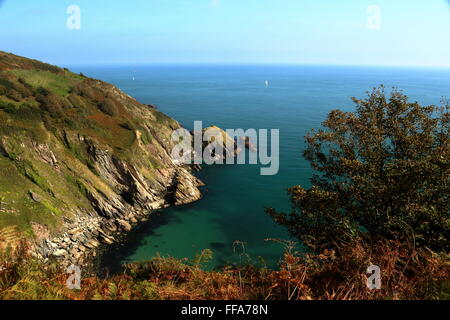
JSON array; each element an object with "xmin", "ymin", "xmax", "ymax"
[{"xmin": 1, "ymin": 0, "xmax": 449, "ymax": 66}]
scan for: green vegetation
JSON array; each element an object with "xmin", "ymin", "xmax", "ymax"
[
  {"xmin": 23, "ymin": 162, "xmax": 53, "ymax": 195},
  {"xmin": 97, "ymin": 98, "xmax": 119, "ymax": 116},
  {"xmin": 268, "ymin": 87, "xmax": 449, "ymax": 252},
  {"xmin": 0, "ymin": 99, "xmax": 18, "ymax": 114},
  {"xmin": 12, "ymin": 69, "xmax": 82, "ymax": 97},
  {"xmin": 0, "ymin": 52, "xmax": 447, "ymax": 300},
  {"xmin": 0, "ymin": 51, "xmax": 179, "ymax": 235}
]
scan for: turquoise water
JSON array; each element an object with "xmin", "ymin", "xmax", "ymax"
[{"xmin": 71, "ymin": 65, "xmax": 450, "ymax": 272}]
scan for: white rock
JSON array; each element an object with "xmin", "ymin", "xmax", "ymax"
[{"xmin": 53, "ymin": 249, "xmax": 67, "ymax": 257}]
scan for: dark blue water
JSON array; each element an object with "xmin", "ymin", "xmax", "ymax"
[{"xmin": 70, "ymin": 64, "xmax": 450, "ymax": 271}]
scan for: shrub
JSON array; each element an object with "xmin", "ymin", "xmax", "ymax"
[
  {"xmin": 13, "ymin": 80, "xmax": 33, "ymax": 97},
  {"xmin": 0, "ymin": 99, "xmax": 18, "ymax": 114},
  {"xmin": 67, "ymin": 93, "xmax": 86, "ymax": 109},
  {"xmin": 30, "ymin": 60, "xmax": 62, "ymax": 74},
  {"xmin": 36, "ymin": 86, "xmax": 50, "ymax": 96},
  {"xmin": 97, "ymin": 98, "xmax": 119, "ymax": 116},
  {"xmin": 267, "ymin": 87, "xmax": 449, "ymax": 251},
  {"xmin": 5, "ymin": 89, "xmax": 22, "ymax": 102}
]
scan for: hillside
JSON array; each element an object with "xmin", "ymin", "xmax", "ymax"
[{"xmin": 0, "ymin": 52, "xmax": 203, "ymax": 266}]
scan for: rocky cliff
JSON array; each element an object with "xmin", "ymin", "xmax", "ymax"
[{"xmin": 0, "ymin": 52, "xmax": 203, "ymax": 266}]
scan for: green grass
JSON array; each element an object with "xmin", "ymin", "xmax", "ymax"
[
  {"xmin": 0, "ymin": 157, "xmax": 60, "ymax": 233},
  {"xmin": 0, "ymin": 52, "xmax": 183, "ymax": 239},
  {"xmin": 11, "ymin": 69, "xmax": 83, "ymax": 97},
  {"xmin": 41, "ymin": 200, "xmax": 63, "ymax": 216},
  {"xmin": 23, "ymin": 163, "xmax": 53, "ymax": 195},
  {"xmin": 153, "ymin": 110, "xmax": 176, "ymax": 126}
]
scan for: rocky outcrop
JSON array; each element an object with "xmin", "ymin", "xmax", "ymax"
[
  {"xmin": 32, "ymin": 148, "xmax": 204, "ymax": 268},
  {"xmin": 193, "ymin": 126, "xmax": 242, "ymax": 162},
  {"xmin": 171, "ymin": 168, "xmax": 204, "ymax": 206}
]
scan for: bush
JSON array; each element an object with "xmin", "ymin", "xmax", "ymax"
[
  {"xmin": 30, "ymin": 60, "xmax": 62, "ymax": 74},
  {"xmin": 97, "ymin": 98, "xmax": 119, "ymax": 116},
  {"xmin": 5, "ymin": 89, "xmax": 22, "ymax": 102},
  {"xmin": 13, "ymin": 80, "xmax": 33, "ymax": 97},
  {"xmin": 267, "ymin": 87, "xmax": 449, "ymax": 251},
  {"xmin": 67, "ymin": 93, "xmax": 86, "ymax": 109},
  {"xmin": 36, "ymin": 86, "xmax": 50, "ymax": 96},
  {"xmin": 0, "ymin": 99, "xmax": 18, "ymax": 114},
  {"xmin": 0, "ymin": 78, "xmax": 14, "ymax": 89}
]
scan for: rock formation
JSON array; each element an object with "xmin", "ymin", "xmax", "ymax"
[{"xmin": 0, "ymin": 51, "xmax": 204, "ymax": 267}]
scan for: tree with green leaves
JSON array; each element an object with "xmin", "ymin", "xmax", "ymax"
[{"xmin": 267, "ymin": 87, "xmax": 449, "ymax": 251}]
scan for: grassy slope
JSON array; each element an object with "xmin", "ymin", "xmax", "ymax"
[{"xmin": 0, "ymin": 51, "xmax": 179, "ymax": 236}]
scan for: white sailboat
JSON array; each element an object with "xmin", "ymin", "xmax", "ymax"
[{"xmin": 265, "ymin": 80, "xmax": 269, "ymax": 87}]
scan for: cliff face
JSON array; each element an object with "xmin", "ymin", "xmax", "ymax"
[{"xmin": 0, "ymin": 52, "xmax": 203, "ymax": 265}]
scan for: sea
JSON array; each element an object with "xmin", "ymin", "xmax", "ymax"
[{"xmin": 69, "ymin": 64, "xmax": 450, "ymax": 272}]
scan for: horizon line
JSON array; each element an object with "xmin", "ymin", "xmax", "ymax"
[{"xmin": 3, "ymin": 50, "xmax": 449, "ymax": 70}]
